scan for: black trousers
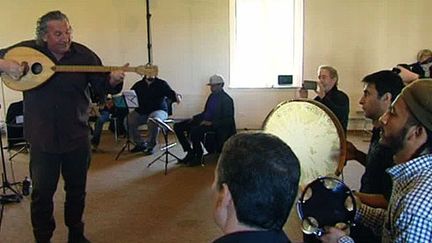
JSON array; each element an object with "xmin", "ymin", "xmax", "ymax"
[
  {"xmin": 349, "ymin": 223, "xmax": 381, "ymax": 243},
  {"xmin": 303, "ymin": 225, "xmax": 381, "ymax": 243},
  {"xmin": 173, "ymin": 118, "xmax": 214, "ymax": 157},
  {"xmin": 30, "ymin": 147, "xmax": 91, "ymax": 242}
]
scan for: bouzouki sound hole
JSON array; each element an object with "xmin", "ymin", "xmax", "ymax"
[{"xmin": 31, "ymin": 62, "xmax": 43, "ymax": 75}]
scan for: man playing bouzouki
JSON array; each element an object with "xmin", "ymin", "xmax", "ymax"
[{"xmin": 0, "ymin": 10, "xmax": 126, "ymax": 243}]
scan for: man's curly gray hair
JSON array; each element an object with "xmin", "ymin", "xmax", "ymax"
[{"xmin": 35, "ymin": 10, "xmax": 70, "ymax": 46}]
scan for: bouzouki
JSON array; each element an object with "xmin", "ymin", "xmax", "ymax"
[{"xmin": 1, "ymin": 47, "xmax": 158, "ymax": 91}]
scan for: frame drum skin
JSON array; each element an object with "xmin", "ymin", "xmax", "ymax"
[{"xmin": 262, "ymin": 99, "xmax": 346, "ymax": 239}]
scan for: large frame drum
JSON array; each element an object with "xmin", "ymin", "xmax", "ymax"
[{"xmin": 262, "ymin": 99, "xmax": 347, "ymax": 238}]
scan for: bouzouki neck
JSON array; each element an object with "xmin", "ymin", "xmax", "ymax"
[{"xmin": 53, "ymin": 65, "xmax": 140, "ymax": 73}]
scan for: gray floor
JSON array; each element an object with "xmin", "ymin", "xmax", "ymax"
[{"xmin": 0, "ymin": 130, "xmax": 369, "ymax": 243}]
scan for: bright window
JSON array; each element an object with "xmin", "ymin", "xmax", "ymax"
[{"xmin": 229, "ymin": 0, "xmax": 303, "ymax": 88}]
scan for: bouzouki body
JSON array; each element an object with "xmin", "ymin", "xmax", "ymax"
[
  {"xmin": 2, "ymin": 47, "xmax": 55, "ymax": 91},
  {"xmin": 1, "ymin": 47, "xmax": 158, "ymax": 91}
]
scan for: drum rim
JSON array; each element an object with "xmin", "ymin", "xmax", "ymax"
[{"xmin": 262, "ymin": 98, "xmax": 347, "ymax": 176}]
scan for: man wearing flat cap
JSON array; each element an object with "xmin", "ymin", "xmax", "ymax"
[
  {"xmin": 321, "ymin": 79, "xmax": 432, "ymax": 243},
  {"xmin": 174, "ymin": 74, "xmax": 236, "ymax": 166}
]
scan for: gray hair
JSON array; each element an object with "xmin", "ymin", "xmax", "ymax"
[
  {"xmin": 35, "ymin": 10, "xmax": 70, "ymax": 46},
  {"xmin": 318, "ymin": 65, "xmax": 339, "ymax": 84}
]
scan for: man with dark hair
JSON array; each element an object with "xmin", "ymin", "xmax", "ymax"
[
  {"xmin": 346, "ymin": 70, "xmax": 404, "ymax": 242},
  {"xmin": 212, "ymin": 132, "xmax": 300, "ymax": 242},
  {"xmin": 0, "ymin": 11, "xmax": 125, "ymax": 243},
  {"xmin": 322, "ymin": 79, "xmax": 432, "ymax": 243}
]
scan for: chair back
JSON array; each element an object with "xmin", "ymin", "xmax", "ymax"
[
  {"xmin": 5, "ymin": 101, "xmax": 26, "ymax": 148},
  {"xmin": 164, "ymin": 97, "xmax": 175, "ymax": 116}
]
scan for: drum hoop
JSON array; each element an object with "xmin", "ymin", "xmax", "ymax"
[{"xmin": 262, "ymin": 98, "xmax": 347, "ymax": 176}]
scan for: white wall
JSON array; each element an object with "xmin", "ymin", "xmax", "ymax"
[
  {"xmin": 304, "ymin": 0, "xmax": 432, "ymax": 129},
  {"xmin": 1, "ymin": 0, "xmax": 431, "ymax": 129}
]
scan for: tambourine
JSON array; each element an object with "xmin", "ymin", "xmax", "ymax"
[
  {"xmin": 296, "ymin": 176, "xmax": 356, "ymax": 236},
  {"xmin": 262, "ymin": 99, "xmax": 347, "ymax": 237}
]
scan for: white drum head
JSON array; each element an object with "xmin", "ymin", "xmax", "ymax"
[
  {"xmin": 263, "ymin": 99, "xmax": 346, "ymax": 240},
  {"xmin": 263, "ymin": 99, "xmax": 346, "ymax": 186}
]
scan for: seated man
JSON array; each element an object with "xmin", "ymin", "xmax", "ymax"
[
  {"xmin": 90, "ymin": 95, "xmax": 116, "ymax": 151},
  {"xmin": 174, "ymin": 74, "xmax": 236, "ymax": 166},
  {"xmin": 345, "ymin": 70, "xmax": 404, "ymax": 243},
  {"xmin": 128, "ymin": 74, "xmax": 181, "ymax": 155},
  {"xmin": 212, "ymin": 132, "xmax": 300, "ymax": 242},
  {"xmin": 397, "ymin": 49, "xmax": 432, "ymax": 79},
  {"xmin": 321, "ymin": 79, "xmax": 432, "ymax": 243},
  {"xmin": 299, "ymin": 65, "xmax": 350, "ymax": 133},
  {"xmin": 396, "ymin": 63, "xmax": 428, "ymax": 84},
  {"xmin": 411, "ymin": 49, "xmax": 432, "ymax": 78}
]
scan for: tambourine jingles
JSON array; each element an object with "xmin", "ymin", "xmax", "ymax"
[{"xmin": 296, "ymin": 176, "xmax": 356, "ymax": 236}]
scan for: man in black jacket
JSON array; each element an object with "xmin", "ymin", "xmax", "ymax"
[
  {"xmin": 345, "ymin": 70, "xmax": 404, "ymax": 243},
  {"xmin": 0, "ymin": 11, "xmax": 125, "ymax": 243},
  {"xmin": 127, "ymin": 75, "xmax": 180, "ymax": 155},
  {"xmin": 299, "ymin": 65, "xmax": 350, "ymax": 133},
  {"xmin": 174, "ymin": 74, "xmax": 236, "ymax": 166},
  {"xmin": 300, "ymin": 66, "xmax": 350, "ymax": 243},
  {"xmin": 314, "ymin": 65, "xmax": 350, "ymax": 133}
]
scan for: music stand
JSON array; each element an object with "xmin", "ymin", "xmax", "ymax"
[
  {"xmin": 147, "ymin": 117, "xmax": 180, "ymax": 175},
  {"xmin": 115, "ymin": 90, "xmax": 139, "ymax": 160}
]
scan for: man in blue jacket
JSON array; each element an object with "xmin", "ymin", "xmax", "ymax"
[{"xmin": 174, "ymin": 74, "xmax": 236, "ymax": 166}]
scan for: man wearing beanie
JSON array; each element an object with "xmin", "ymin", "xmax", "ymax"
[
  {"xmin": 321, "ymin": 79, "xmax": 432, "ymax": 243},
  {"xmin": 174, "ymin": 74, "xmax": 236, "ymax": 166}
]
